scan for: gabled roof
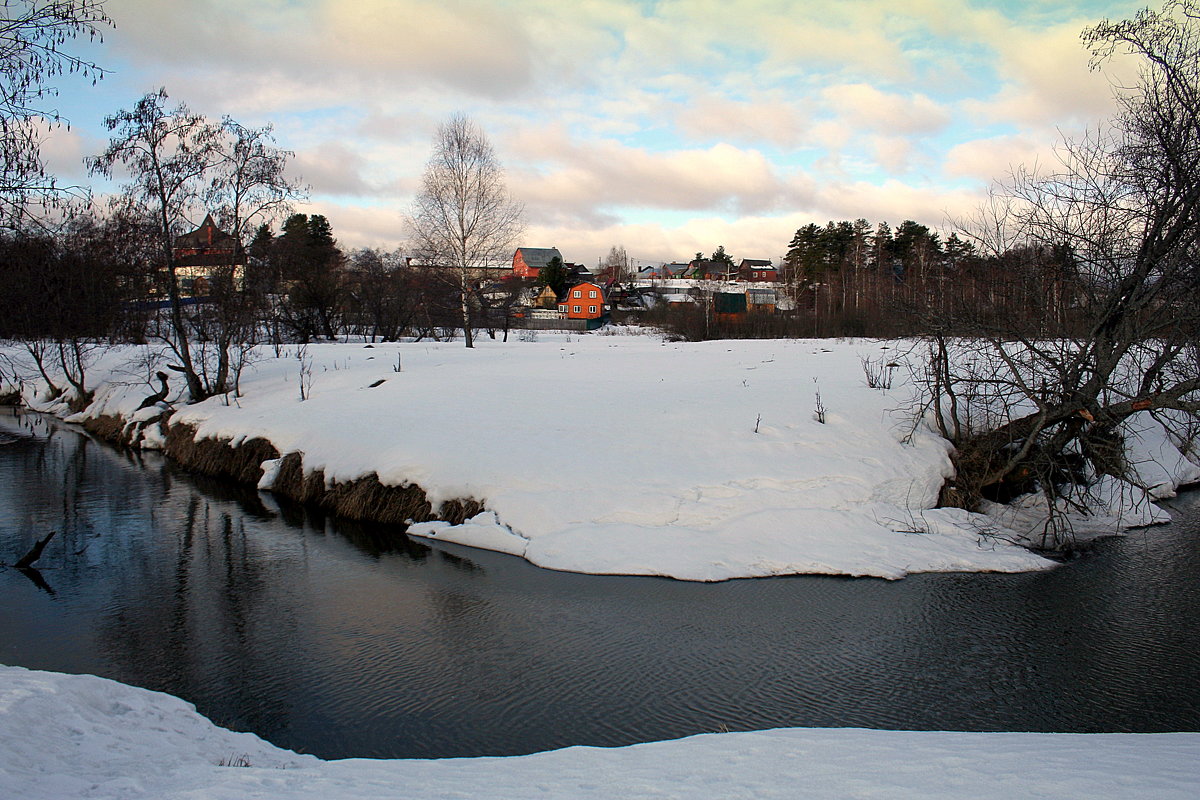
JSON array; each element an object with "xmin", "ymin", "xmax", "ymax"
[
  {"xmin": 174, "ymin": 214, "xmax": 238, "ymax": 250},
  {"xmin": 739, "ymin": 258, "xmax": 773, "ymax": 268},
  {"xmin": 567, "ymin": 263, "xmax": 594, "ymax": 280},
  {"xmin": 514, "ymin": 247, "xmax": 563, "ymax": 269}
]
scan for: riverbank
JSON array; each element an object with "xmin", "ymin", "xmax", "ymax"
[
  {"xmin": 2, "ymin": 665, "xmax": 1197, "ymax": 799},
  {"xmin": 4, "ymin": 334, "xmax": 1196, "ymax": 580}
]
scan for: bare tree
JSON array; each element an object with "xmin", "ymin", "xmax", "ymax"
[
  {"xmin": 88, "ymin": 89, "xmax": 301, "ymax": 400},
  {"xmin": 600, "ymin": 244, "xmax": 631, "ymax": 284},
  {"xmin": 208, "ymin": 117, "xmax": 305, "ymax": 246},
  {"xmin": 0, "ymin": 214, "xmax": 140, "ymax": 404},
  {"xmin": 0, "ymin": 0, "xmax": 112, "ymax": 226},
  {"xmin": 408, "ymin": 114, "xmax": 523, "ymax": 348},
  {"xmin": 931, "ymin": 0, "xmax": 1200, "ymax": 547}
]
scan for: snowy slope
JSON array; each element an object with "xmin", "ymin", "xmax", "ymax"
[{"xmin": 2, "ymin": 665, "xmax": 1197, "ymax": 800}]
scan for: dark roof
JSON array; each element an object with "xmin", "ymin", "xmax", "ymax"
[
  {"xmin": 692, "ymin": 258, "xmax": 733, "ymax": 274},
  {"xmin": 739, "ymin": 259, "xmax": 773, "ymax": 268},
  {"xmin": 174, "ymin": 214, "xmax": 238, "ymax": 251},
  {"xmin": 567, "ymin": 263, "xmax": 594, "ymax": 279},
  {"xmin": 515, "ymin": 247, "xmax": 563, "ymax": 269}
]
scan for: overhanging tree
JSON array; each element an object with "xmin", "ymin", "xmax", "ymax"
[
  {"xmin": 408, "ymin": 114, "xmax": 524, "ymax": 348},
  {"xmin": 931, "ymin": 0, "xmax": 1200, "ymax": 546}
]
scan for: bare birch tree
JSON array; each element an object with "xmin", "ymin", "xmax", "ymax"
[{"xmin": 408, "ymin": 115, "xmax": 523, "ymax": 348}]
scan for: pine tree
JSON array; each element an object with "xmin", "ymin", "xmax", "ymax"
[{"xmin": 536, "ymin": 255, "xmax": 568, "ymax": 298}]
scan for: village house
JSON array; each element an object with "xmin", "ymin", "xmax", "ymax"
[
  {"xmin": 557, "ymin": 281, "xmax": 609, "ymax": 328},
  {"xmin": 530, "ymin": 284, "xmax": 559, "ymax": 309},
  {"xmin": 636, "ymin": 263, "xmax": 691, "ymax": 281},
  {"xmin": 512, "ymin": 247, "xmax": 563, "ymax": 279},
  {"xmin": 172, "ymin": 214, "xmax": 245, "ymax": 297},
  {"xmin": 688, "ymin": 257, "xmax": 736, "ymax": 281},
  {"xmin": 737, "ymin": 259, "xmax": 778, "ymax": 282}
]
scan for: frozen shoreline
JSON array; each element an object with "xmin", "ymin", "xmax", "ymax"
[
  {"xmin": 6, "ymin": 334, "xmax": 1198, "ymax": 580},
  {"xmin": 2, "ymin": 665, "xmax": 1198, "ymax": 799}
]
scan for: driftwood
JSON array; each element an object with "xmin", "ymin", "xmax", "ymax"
[
  {"xmin": 14, "ymin": 531, "xmax": 55, "ymax": 569},
  {"xmin": 135, "ymin": 371, "xmax": 171, "ymax": 411}
]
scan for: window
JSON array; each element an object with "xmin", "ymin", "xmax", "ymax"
[
  {"xmin": 589, "ymin": 305, "xmax": 598, "ymax": 314},
  {"xmin": 573, "ymin": 290, "xmax": 581, "ymax": 298},
  {"xmin": 573, "ymin": 305, "xmax": 581, "ymax": 313},
  {"xmin": 589, "ymin": 290, "xmax": 597, "ymax": 298}
]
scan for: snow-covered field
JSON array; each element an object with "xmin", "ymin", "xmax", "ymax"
[
  {"xmin": 6, "ymin": 332, "xmax": 1198, "ymax": 580},
  {"xmin": 2, "ymin": 664, "xmax": 1198, "ymax": 799}
]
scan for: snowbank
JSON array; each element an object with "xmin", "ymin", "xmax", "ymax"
[
  {"xmin": 2, "ymin": 665, "xmax": 1197, "ymax": 799},
  {"xmin": 7, "ymin": 334, "xmax": 1197, "ymax": 580}
]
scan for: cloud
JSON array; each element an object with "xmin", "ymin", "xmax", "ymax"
[
  {"xmin": 294, "ymin": 200, "xmax": 408, "ymax": 250},
  {"xmin": 36, "ymin": 122, "xmax": 101, "ymax": 183},
  {"xmin": 521, "ymin": 213, "xmax": 802, "ymax": 267},
  {"xmin": 810, "ymin": 179, "xmax": 985, "ymax": 231},
  {"xmin": 289, "ymin": 142, "xmax": 373, "ymax": 197},
  {"xmin": 822, "ymin": 84, "xmax": 951, "ymax": 136},
  {"xmin": 49, "ymin": 0, "xmax": 1141, "ymax": 272},
  {"xmin": 108, "ymin": 0, "xmax": 535, "ymax": 110},
  {"xmin": 960, "ymin": 22, "xmax": 1123, "ymax": 127},
  {"xmin": 505, "ymin": 127, "xmax": 811, "ymax": 223},
  {"xmin": 943, "ymin": 134, "xmax": 1055, "ymax": 183},
  {"xmin": 764, "ymin": 19, "xmax": 913, "ymax": 82},
  {"xmin": 675, "ymin": 95, "xmax": 810, "ymax": 148}
]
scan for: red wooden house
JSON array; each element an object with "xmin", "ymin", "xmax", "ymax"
[
  {"xmin": 737, "ymin": 259, "xmax": 777, "ymax": 282},
  {"xmin": 557, "ymin": 282, "xmax": 608, "ymax": 322},
  {"xmin": 512, "ymin": 247, "xmax": 563, "ymax": 279}
]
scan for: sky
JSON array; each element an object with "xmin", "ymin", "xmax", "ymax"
[{"xmin": 38, "ymin": 0, "xmax": 1147, "ymax": 268}]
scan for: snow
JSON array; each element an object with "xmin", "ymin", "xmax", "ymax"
[
  {"xmin": 6, "ymin": 333, "xmax": 1197, "ymax": 580},
  {"xmin": 2, "ymin": 665, "xmax": 1198, "ymax": 799}
]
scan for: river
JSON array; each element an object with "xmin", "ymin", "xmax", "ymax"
[{"xmin": 2, "ymin": 407, "xmax": 1199, "ymax": 759}]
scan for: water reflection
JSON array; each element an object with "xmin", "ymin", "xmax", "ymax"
[{"xmin": 2, "ymin": 407, "xmax": 1199, "ymax": 760}]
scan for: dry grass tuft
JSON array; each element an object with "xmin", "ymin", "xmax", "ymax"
[
  {"xmin": 265, "ymin": 451, "xmax": 484, "ymax": 527},
  {"xmin": 164, "ymin": 424, "xmax": 280, "ymax": 485},
  {"xmin": 82, "ymin": 414, "xmax": 135, "ymax": 447},
  {"xmin": 78, "ymin": 413, "xmax": 488, "ymax": 534}
]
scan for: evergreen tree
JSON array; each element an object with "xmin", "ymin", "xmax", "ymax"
[
  {"xmin": 784, "ymin": 223, "xmax": 824, "ymax": 282},
  {"xmin": 246, "ymin": 223, "xmax": 275, "ymax": 294},
  {"xmin": 536, "ymin": 255, "xmax": 569, "ymax": 298},
  {"xmin": 308, "ymin": 214, "xmax": 335, "ymax": 247}
]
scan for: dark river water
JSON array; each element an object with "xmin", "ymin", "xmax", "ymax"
[{"xmin": 2, "ymin": 408, "xmax": 1199, "ymax": 760}]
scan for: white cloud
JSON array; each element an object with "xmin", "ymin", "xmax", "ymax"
[
  {"xmin": 822, "ymin": 84, "xmax": 950, "ymax": 136},
  {"xmin": 675, "ymin": 95, "xmax": 810, "ymax": 148},
  {"xmin": 943, "ymin": 134, "xmax": 1055, "ymax": 183},
  {"xmin": 36, "ymin": 122, "xmax": 100, "ymax": 183},
  {"xmin": 960, "ymin": 22, "xmax": 1125, "ymax": 127},
  {"xmin": 505, "ymin": 127, "xmax": 810, "ymax": 222}
]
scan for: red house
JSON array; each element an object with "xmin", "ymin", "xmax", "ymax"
[
  {"xmin": 512, "ymin": 247, "xmax": 563, "ymax": 279},
  {"xmin": 557, "ymin": 282, "xmax": 608, "ymax": 321},
  {"xmin": 172, "ymin": 213, "xmax": 245, "ymax": 296},
  {"xmin": 737, "ymin": 259, "xmax": 777, "ymax": 282}
]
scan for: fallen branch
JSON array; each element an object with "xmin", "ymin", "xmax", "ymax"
[{"xmin": 15, "ymin": 531, "xmax": 56, "ymax": 569}]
